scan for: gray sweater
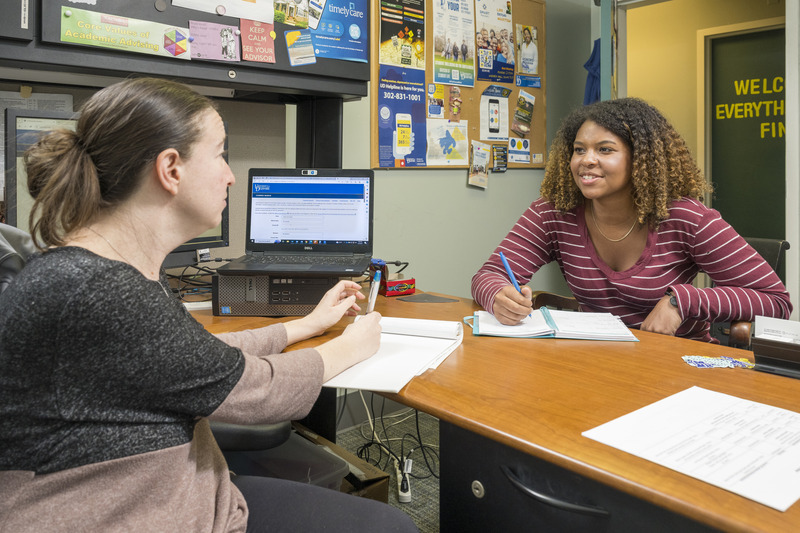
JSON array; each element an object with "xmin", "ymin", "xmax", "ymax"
[{"xmin": 0, "ymin": 247, "xmax": 325, "ymax": 532}]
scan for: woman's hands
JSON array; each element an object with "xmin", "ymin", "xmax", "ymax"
[
  {"xmin": 284, "ymin": 280, "xmax": 365, "ymax": 345},
  {"xmin": 641, "ymin": 294, "xmax": 682, "ymax": 336},
  {"xmin": 492, "ymin": 285, "xmax": 533, "ymax": 325},
  {"xmin": 316, "ymin": 312, "xmax": 382, "ymax": 381}
]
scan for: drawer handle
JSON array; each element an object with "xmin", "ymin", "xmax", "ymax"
[{"xmin": 501, "ymin": 465, "xmax": 610, "ymax": 518}]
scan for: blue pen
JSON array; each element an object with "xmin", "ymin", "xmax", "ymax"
[{"xmin": 499, "ymin": 251, "xmax": 531, "ymax": 317}]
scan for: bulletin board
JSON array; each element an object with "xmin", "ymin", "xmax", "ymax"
[{"xmin": 370, "ymin": 0, "xmax": 546, "ymax": 170}]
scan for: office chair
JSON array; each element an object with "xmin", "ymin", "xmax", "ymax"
[
  {"xmin": 0, "ymin": 223, "xmax": 36, "ymax": 294},
  {"xmin": 530, "ymin": 237, "xmax": 790, "ymax": 349},
  {"xmin": 712, "ymin": 237, "xmax": 790, "ymax": 348}
]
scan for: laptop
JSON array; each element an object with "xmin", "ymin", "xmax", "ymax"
[{"xmin": 217, "ymin": 168, "xmax": 374, "ymax": 276}]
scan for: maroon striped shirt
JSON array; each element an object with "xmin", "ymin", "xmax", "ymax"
[{"xmin": 471, "ymin": 197, "xmax": 792, "ymax": 342}]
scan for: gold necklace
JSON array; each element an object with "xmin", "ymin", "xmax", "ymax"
[
  {"xmin": 588, "ymin": 204, "xmax": 638, "ymax": 243},
  {"xmin": 87, "ymin": 226, "xmax": 133, "ymax": 264},
  {"xmin": 86, "ymin": 227, "xmax": 172, "ymax": 298}
]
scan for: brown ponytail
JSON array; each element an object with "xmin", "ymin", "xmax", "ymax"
[{"xmin": 24, "ymin": 77, "xmax": 217, "ymax": 249}]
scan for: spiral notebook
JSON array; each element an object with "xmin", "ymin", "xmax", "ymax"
[{"xmin": 465, "ymin": 308, "xmax": 638, "ymax": 342}]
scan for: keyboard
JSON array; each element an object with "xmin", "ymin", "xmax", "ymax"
[{"xmin": 245, "ymin": 255, "xmax": 357, "ymax": 265}]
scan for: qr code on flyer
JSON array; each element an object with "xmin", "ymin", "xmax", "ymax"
[{"xmin": 478, "ymin": 48, "xmax": 493, "ymax": 70}]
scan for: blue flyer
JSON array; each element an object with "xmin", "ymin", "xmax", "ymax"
[
  {"xmin": 285, "ymin": 29, "xmax": 316, "ymax": 66},
  {"xmin": 310, "ymin": 0, "xmax": 368, "ymax": 63},
  {"xmin": 377, "ymin": 65, "xmax": 427, "ymax": 168}
]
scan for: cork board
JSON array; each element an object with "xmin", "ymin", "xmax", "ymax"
[{"xmin": 370, "ymin": 0, "xmax": 546, "ymax": 169}]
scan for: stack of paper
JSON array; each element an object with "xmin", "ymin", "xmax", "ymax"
[
  {"xmin": 323, "ymin": 316, "xmax": 463, "ymax": 393},
  {"xmin": 467, "ymin": 308, "xmax": 638, "ymax": 342},
  {"xmin": 583, "ymin": 387, "xmax": 800, "ymax": 511}
]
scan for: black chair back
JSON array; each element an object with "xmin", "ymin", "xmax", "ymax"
[
  {"xmin": 0, "ymin": 224, "xmax": 35, "ymax": 294},
  {"xmin": 745, "ymin": 237, "xmax": 790, "ymax": 283}
]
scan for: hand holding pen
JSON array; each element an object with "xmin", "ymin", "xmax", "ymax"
[
  {"xmin": 494, "ymin": 251, "xmax": 533, "ymax": 324},
  {"xmin": 366, "ymin": 270, "xmax": 381, "ymax": 314}
]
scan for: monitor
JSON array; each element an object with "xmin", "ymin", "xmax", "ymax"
[{"xmin": 3, "ymin": 107, "xmax": 228, "ymax": 269}]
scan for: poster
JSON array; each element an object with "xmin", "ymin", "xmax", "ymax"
[
  {"xmin": 285, "ymin": 29, "xmax": 316, "ymax": 66},
  {"xmin": 510, "ymin": 90, "xmax": 535, "ymax": 137},
  {"xmin": 189, "ymin": 21, "xmax": 240, "ymax": 61},
  {"xmin": 515, "ymin": 23, "xmax": 540, "ymax": 87},
  {"xmin": 240, "ymin": 19, "xmax": 276, "ymax": 63},
  {"xmin": 378, "ymin": 0, "xmax": 425, "ymax": 69},
  {"xmin": 310, "ymin": 0, "xmax": 368, "ymax": 62},
  {"xmin": 426, "ymin": 119, "xmax": 469, "ymax": 166},
  {"xmin": 431, "ymin": 0, "xmax": 474, "ymax": 86},
  {"xmin": 427, "ymin": 83, "xmax": 446, "ymax": 118},
  {"xmin": 475, "ymin": 0, "xmax": 514, "ymax": 83},
  {"xmin": 274, "ymin": 0, "xmax": 309, "ymax": 27},
  {"xmin": 480, "ymin": 84, "xmax": 511, "ymax": 141},
  {"xmin": 377, "ymin": 65, "xmax": 427, "ymax": 167},
  {"xmin": 60, "ymin": 7, "xmax": 191, "ymax": 60},
  {"xmin": 469, "ymin": 140, "xmax": 490, "ymax": 188}
]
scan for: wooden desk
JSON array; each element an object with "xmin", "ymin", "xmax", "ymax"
[{"xmin": 192, "ymin": 293, "xmax": 800, "ymax": 532}]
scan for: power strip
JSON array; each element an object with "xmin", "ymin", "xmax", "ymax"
[{"xmin": 396, "ymin": 459, "xmax": 411, "ymax": 503}]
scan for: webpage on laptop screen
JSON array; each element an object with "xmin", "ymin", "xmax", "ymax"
[{"xmin": 249, "ymin": 176, "xmax": 370, "ymax": 244}]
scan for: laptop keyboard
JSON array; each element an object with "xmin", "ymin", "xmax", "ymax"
[{"xmin": 245, "ymin": 255, "xmax": 357, "ymax": 265}]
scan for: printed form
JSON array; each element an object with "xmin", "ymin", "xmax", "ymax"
[{"xmin": 583, "ymin": 386, "xmax": 800, "ymax": 511}]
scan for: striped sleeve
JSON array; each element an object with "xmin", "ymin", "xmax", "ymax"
[
  {"xmin": 471, "ymin": 198, "xmax": 563, "ymax": 313},
  {"xmin": 668, "ymin": 205, "xmax": 792, "ymax": 324}
]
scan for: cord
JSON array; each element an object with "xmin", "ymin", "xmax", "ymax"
[{"xmin": 351, "ymin": 392, "xmax": 439, "ymax": 503}]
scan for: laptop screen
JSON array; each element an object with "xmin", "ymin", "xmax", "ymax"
[{"xmin": 245, "ymin": 169, "xmax": 374, "ymax": 254}]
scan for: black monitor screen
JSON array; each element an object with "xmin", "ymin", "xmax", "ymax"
[{"xmin": 3, "ymin": 107, "xmax": 228, "ymax": 268}]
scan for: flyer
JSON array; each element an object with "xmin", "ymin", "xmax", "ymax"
[
  {"xmin": 60, "ymin": 7, "xmax": 190, "ymax": 60},
  {"xmin": 480, "ymin": 85, "xmax": 511, "ymax": 141},
  {"xmin": 469, "ymin": 140, "xmax": 490, "ymax": 188},
  {"xmin": 475, "ymin": 0, "xmax": 514, "ymax": 83},
  {"xmin": 426, "ymin": 119, "xmax": 469, "ymax": 166},
  {"xmin": 310, "ymin": 0, "xmax": 368, "ymax": 62},
  {"xmin": 427, "ymin": 83, "xmax": 446, "ymax": 118},
  {"xmin": 377, "ymin": 65, "xmax": 426, "ymax": 167},
  {"xmin": 432, "ymin": 0, "xmax": 475, "ymax": 87},
  {"xmin": 240, "ymin": 19, "xmax": 276, "ymax": 63},
  {"xmin": 285, "ymin": 29, "xmax": 316, "ymax": 66},
  {"xmin": 378, "ymin": 0, "xmax": 425, "ymax": 69},
  {"xmin": 189, "ymin": 21, "xmax": 240, "ymax": 61},
  {"xmin": 510, "ymin": 90, "xmax": 535, "ymax": 137}
]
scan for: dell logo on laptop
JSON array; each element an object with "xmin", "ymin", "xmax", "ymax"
[{"xmin": 304, "ymin": 246, "xmax": 313, "ymax": 250}]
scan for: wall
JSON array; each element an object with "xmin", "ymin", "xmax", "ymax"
[
  {"xmin": 626, "ymin": 0, "xmax": 785, "ymax": 162},
  {"xmin": 626, "ymin": 0, "xmax": 796, "ymax": 317},
  {"xmin": 331, "ymin": 0, "xmax": 592, "ymax": 299},
  {"xmin": 3, "ymin": 0, "xmax": 595, "ymax": 301}
]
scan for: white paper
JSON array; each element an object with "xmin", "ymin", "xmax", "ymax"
[
  {"xmin": 471, "ymin": 309, "xmax": 637, "ymax": 341},
  {"xmin": 171, "ymin": 0, "xmax": 274, "ymax": 24},
  {"xmin": 323, "ymin": 316, "xmax": 463, "ymax": 393},
  {"xmin": 755, "ymin": 315, "xmax": 800, "ymax": 344},
  {"xmin": 583, "ymin": 386, "xmax": 800, "ymax": 512}
]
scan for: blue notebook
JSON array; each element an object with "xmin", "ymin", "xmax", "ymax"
[{"xmin": 465, "ymin": 308, "xmax": 638, "ymax": 342}]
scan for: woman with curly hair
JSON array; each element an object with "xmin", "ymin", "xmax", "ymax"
[{"xmin": 472, "ymin": 97, "xmax": 791, "ymax": 342}]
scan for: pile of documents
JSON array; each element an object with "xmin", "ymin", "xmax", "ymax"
[{"xmin": 323, "ymin": 316, "xmax": 463, "ymax": 393}]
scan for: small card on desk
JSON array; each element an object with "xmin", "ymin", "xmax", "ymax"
[{"xmin": 465, "ymin": 308, "xmax": 638, "ymax": 342}]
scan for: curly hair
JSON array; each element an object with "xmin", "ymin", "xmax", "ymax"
[{"xmin": 540, "ymin": 97, "xmax": 712, "ymax": 227}]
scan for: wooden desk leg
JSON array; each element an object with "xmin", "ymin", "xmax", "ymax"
[{"xmin": 298, "ymin": 387, "xmax": 338, "ymax": 443}]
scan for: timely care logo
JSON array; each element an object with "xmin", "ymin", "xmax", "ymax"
[{"xmin": 329, "ymin": 1, "xmax": 365, "ymax": 19}]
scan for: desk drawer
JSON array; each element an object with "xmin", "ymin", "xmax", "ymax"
[{"xmin": 440, "ymin": 421, "xmax": 719, "ymax": 533}]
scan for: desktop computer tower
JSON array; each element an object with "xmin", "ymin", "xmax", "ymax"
[{"xmin": 212, "ymin": 273, "xmax": 339, "ymax": 316}]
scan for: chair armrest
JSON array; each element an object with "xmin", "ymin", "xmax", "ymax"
[
  {"xmin": 531, "ymin": 291, "xmax": 580, "ymax": 311},
  {"xmin": 728, "ymin": 320, "xmax": 753, "ymax": 348},
  {"xmin": 209, "ymin": 420, "xmax": 292, "ymax": 451}
]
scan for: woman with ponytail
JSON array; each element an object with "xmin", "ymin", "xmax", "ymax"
[{"xmin": 0, "ymin": 77, "xmax": 416, "ymax": 533}]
